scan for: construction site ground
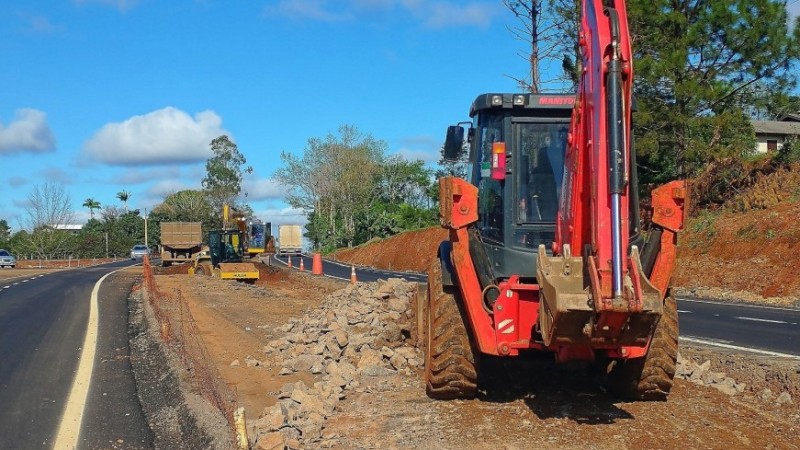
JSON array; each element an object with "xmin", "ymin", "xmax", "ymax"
[
  {"xmin": 138, "ymin": 180, "xmax": 800, "ymax": 449},
  {"xmin": 149, "ymin": 256, "xmax": 800, "ymax": 450}
]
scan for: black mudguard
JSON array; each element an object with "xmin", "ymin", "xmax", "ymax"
[{"xmin": 437, "ymin": 241, "xmax": 455, "ymax": 287}]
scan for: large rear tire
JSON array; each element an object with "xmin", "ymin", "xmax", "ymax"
[
  {"xmin": 424, "ymin": 258, "xmax": 478, "ymax": 400},
  {"xmin": 607, "ymin": 291, "xmax": 679, "ymax": 400}
]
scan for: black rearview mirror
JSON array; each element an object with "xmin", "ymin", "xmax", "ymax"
[{"xmin": 443, "ymin": 125, "xmax": 465, "ymax": 161}]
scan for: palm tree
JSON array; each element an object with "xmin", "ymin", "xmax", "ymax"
[
  {"xmin": 116, "ymin": 190, "xmax": 131, "ymax": 213},
  {"xmin": 83, "ymin": 197, "xmax": 101, "ymax": 220}
]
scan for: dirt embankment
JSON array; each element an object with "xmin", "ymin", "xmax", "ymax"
[
  {"xmin": 329, "ymin": 228, "xmax": 447, "ymax": 274},
  {"xmin": 331, "ymin": 199, "xmax": 800, "ymax": 306}
]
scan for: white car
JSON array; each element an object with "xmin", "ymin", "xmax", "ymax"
[
  {"xmin": 130, "ymin": 244, "xmax": 150, "ymax": 260},
  {"xmin": 0, "ymin": 249, "xmax": 16, "ymax": 268}
]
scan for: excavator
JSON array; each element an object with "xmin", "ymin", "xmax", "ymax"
[
  {"xmin": 188, "ymin": 204, "xmax": 260, "ymax": 283},
  {"xmin": 242, "ymin": 219, "xmax": 276, "ymax": 258},
  {"xmin": 427, "ymin": 0, "xmax": 688, "ymax": 400}
]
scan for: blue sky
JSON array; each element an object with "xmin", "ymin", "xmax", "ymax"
[
  {"xmin": 3, "ymin": 1, "xmax": 799, "ymax": 232},
  {"xmin": 0, "ymin": 0, "xmax": 533, "ymax": 230}
]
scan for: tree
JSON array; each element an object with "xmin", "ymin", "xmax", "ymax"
[
  {"xmin": 275, "ymin": 125, "xmax": 388, "ymax": 249},
  {"xmin": 149, "ymin": 189, "xmax": 216, "ymax": 243},
  {"xmin": 116, "ymin": 190, "xmax": 131, "ymax": 212},
  {"xmin": 202, "ymin": 135, "xmax": 250, "ymax": 217},
  {"xmin": 503, "ymin": 0, "xmax": 581, "ymax": 92},
  {"xmin": 152, "ymin": 190, "xmax": 214, "ymax": 223},
  {"xmin": 276, "ymin": 125, "xmax": 443, "ymax": 249},
  {"xmin": 0, "ymin": 219, "xmax": 10, "ymax": 242},
  {"xmin": 628, "ymin": 0, "xmax": 800, "ymax": 184},
  {"xmin": 22, "ymin": 183, "xmax": 76, "ymax": 259},
  {"xmin": 83, "ymin": 198, "xmax": 101, "ymax": 219}
]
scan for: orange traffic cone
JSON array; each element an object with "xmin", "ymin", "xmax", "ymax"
[
  {"xmin": 299, "ymin": 258, "xmax": 305, "ymax": 271},
  {"xmin": 288, "ymin": 255, "xmax": 293, "ymax": 268},
  {"xmin": 350, "ymin": 265, "xmax": 357, "ymax": 284},
  {"xmin": 311, "ymin": 253, "xmax": 323, "ymax": 275}
]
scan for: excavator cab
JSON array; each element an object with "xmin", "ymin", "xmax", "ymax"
[{"xmin": 445, "ymin": 93, "xmax": 574, "ymax": 280}]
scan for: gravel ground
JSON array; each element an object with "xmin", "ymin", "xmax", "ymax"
[
  {"xmin": 128, "ymin": 286, "xmax": 234, "ymax": 450},
  {"xmin": 147, "ymin": 265, "xmax": 799, "ymax": 450}
]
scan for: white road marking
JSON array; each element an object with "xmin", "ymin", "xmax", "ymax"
[
  {"xmin": 735, "ymin": 316, "xmax": 788, "ymax": 324},
  {"xmin": 52, "ymin": 270, "xmax": 119, "ymax": 450},
  {"xmin": 678, "ymin": 296, "xmax": 800, "ymax": 312},
  {"xmin": 22, "ymin": 279, "xmax": 29, "ymax": 283},
  {"xmin": 681, "ymin": 336, "xmax": 800, "ymax": 359},
  {"xmin": 677, "ymin": 310, "xmax": 691, "ymax": 313}
]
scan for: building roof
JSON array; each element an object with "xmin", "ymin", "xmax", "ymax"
[
  {"xmin": 51, "ymin": 224, "xmax": 83, "ymax": 231},
  {"xmin": 751, "ymin": 120, "xmax": 800, "ymax": 135},
  {"xmin": 779, "ymin": 113, "xmax": 800, "ymax": 122}
]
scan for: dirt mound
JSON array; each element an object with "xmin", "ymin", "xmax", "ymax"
[{"xmin": 330, "ymin": 227, "xmax": 447, "ymax": 273}]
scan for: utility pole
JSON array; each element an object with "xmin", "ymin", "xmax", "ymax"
[
  {"xmin": 144, "ymin": 208, "xmax": 148, "ymax": 248},
  {"xmin": 105, "ymin": 231, "xmax": 109, "ymax": 258}
]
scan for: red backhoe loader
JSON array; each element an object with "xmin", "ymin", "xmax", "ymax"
[{"xmin": 427, "ymin": 0, "xmax": 688, "ymax": 400}]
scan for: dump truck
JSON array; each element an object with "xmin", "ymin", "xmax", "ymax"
[
  {"xmin": 278, "ymin": 224, "xmax": 303, "ymax": 255},
  {"xmin": 159, "ymin": 222, "xmax": 202, "ymax": 267},
  {"xmin": 425, "ymin": 0, "xmax": 687, "ymax": 401}
]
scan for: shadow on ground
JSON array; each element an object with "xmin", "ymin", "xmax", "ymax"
[{"xmin": 476, "ymin": 355, "xmax": 635, "ymax": 424}]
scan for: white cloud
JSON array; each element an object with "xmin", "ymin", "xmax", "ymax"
[
  {"xmin": 264, "ymin": 0, "xmax": 354, "ymax": 22},
  {"xmin": 394, "ymin": 147, "xmax": 440, "ymax": 163},
  {"xmin": 8, "ymin": 177, "xmax": 28, "ymax": 188},
  {"xmin": 254, "ymin": 207, "xmax": 308, "ymax": 228},
  {"xmin": 422, "ymin": 2, "xmax": 499, "ymax": 29},
  {"xmin": 145, "ymin": 179, "xmax": 199, "ymax": 199},
  {"xmin": 115, "ymin": 167, "xmax": 183, "ymax": 185},
  {"xmin": 25, "ymin": 15, "xmax": 60, "ymax": 34},
  {"xmin": 394, "ymin": 134, "xmax": 441, "ymax": 163},
  {"xmin": 12, "ymin": 199, "xmax": 30, "ymax": 209},
  {"xmin": 82, "ymin": 107, "xmax": 228, "ymax": 166},
  {"xmin": 0, "ymin": 108, "xmax": 56, "ymax": 155},
  {"xmin": 264, "ymin": 0, "xmax": 500, "ymax": 28},
  {"xmin": 72, "ymin": 210, "xmax": 91, "ymax": 224},
  {"xmin": 39, "ymin": 167, "xmax": 74, "ymax": 185},
  {"xmin": 242, "ymin": 177, "xmax": 288, "ymax": 201}
]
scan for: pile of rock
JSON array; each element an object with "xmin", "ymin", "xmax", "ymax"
[
  {"xmin": 249, "ymin": 278, "xmax": 423, "ymax": 449},
  {"xmin": 675, "ymin": 353, "xmax": 747, "ymax": 396},
  {"xmin": 676, "ymin": 353, "xmax": 794, "ymax": 405}
]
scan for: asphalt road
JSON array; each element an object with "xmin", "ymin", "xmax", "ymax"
[
  {"xmin": 677, "ymin": 297, "xmax": 800, "ymax": 356},
  {"xmin": 273, "ymin": 254, "xmax": 800, "ymax": 358},
  {"xmin": 271, "ymin": 253, "xmax": 428, "ymax": 284},
  {"xmin": 0, "ymin": 261, "xmax": 152, "ymax": 450}
]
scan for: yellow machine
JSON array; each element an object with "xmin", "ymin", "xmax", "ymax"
[
  {"xmin": 226, "ymin": 206, "xmax": 276, "ymax": 258},
  {"xmin": 188, "ymin": 205, "xmax": 260, "ymax": 283}
]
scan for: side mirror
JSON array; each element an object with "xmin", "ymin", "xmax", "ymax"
[{"xmin": 443, "ymin": 126, "xmax": 465, "ymax": 161}]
